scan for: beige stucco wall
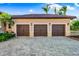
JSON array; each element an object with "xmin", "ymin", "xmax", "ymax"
[{"xmin": 6, "ymin": 18, "xmax": 70, "ymax": 37}]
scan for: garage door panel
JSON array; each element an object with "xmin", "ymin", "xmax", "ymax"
[
  {"xmin": 34, "ymin": 24, "xmax": 47, "ymax": 36},
  {"xmin": 23, "ymin": 25, "xmax": 29, "ymax": 36},
  {"xmin": 52, "ymin": 24, "xmax": 65, "ymax": 36},
  {"xmin": 17, "ymin": 25, "xmax": 23, "ymax": 36},
  {"xmin": 17, "ymin": 25, "xmax": 29, "ymax": 36}
]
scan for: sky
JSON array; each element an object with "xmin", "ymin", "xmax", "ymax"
[{"xmin": 0, "ymin": 3, "xmax": 79, "ymax": 17}]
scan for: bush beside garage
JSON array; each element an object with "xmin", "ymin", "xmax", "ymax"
[{"xmin": 0, "ymin": 32, "xmax": 15, "ymax": 42}]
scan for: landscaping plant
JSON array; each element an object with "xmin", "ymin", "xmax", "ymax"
[
  {"xmin": 42, "ymin": 4, "xmax": 50, "ymax": 14},
  {"xmin": 70, "ymin": 20, "xmax": 79, "ymax": 31},
  {"xmin": 0, "ymin": 12, "xmax": 14, "ymax": 32},
  {"xmin": 0, "ymin": 32, "xmax": 15, "ymax": 42}
]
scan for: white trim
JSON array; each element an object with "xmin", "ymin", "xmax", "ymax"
[
  {"xmin": 32, "ymin": 22, "xmax": 49, "ymax": 24},
  {"xmin": 48, "ymin": 23, "xmax": 52, "ymax": 37},
  {"xmin": 51, "ymin": 23, "xmax": 67, "ymax": 24},
  {"xmin": 16, "ymin": 22, "xmax": 31, "ymax": 24}
]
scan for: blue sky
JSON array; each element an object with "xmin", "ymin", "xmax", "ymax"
[{"xmin": 0, "ymin": 3, "xmax": 79, "ymax": 17}]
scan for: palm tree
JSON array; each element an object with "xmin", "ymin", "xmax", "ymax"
[
  {"xmin": 58, "ymin": 10, "xmax": 63, "ymax": 15},
  {"xmin": 42, "ymin": 4, "xmax": 50, "ymax": 14},
  {"xmin": 58, "ymin": 8, "xmax": 63, "ymax": 15},
  {"xmin": 58, "ymin": 6, "xmax": 67, "ymax": 15},
  {"xmin": 0, "ymin": 12, "xmax": 14, "ymax": 32},
  {"xmin": 54, "ymin": 7, "xmax": 57, "ymax": 14},
  {"xmin": 62, "ymin": 6, "xmax": 67, "ymax": 15}
]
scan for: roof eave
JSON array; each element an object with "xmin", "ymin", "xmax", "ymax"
[{"xmin": 12, "ymin": 17, "xmax": 76, "ymax": 19}]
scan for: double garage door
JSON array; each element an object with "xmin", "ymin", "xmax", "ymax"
[{"xmin": 17, "ymin": 24, "xmax": 65, "ymax": 36}]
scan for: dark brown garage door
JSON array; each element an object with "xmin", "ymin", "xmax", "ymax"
[
  {"xmin": 52, "ymin": 24, "xmax": 65, "ymax": 36},
  {"xmin": 34, "ymin": 24, "xmax": 47, "ymax": 36},
  {"xmin": 17, "ymin": 25, "xmax": 29, "ymax": 36}
]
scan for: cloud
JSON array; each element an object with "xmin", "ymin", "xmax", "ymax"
[
  {"xmin": 75, "ymin": 3, "xmax": 79, "ymax": 7},
  {"xmin": 48, "ymin": 3, "xmax": 75, "ymax": 10},
  {"xmin": 49, "ymin": 3, "xmax": 62, "ymax": 9},
  {"xmin": 67, "ymin": 6, "xmax": 75, "ymax": 10}
]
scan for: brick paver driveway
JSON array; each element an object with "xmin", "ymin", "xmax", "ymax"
[{"xmin": 0, "ymin": 36, "xmax": 79, "ymax": 56}]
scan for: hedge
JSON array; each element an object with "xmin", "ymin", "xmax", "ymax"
[{"xmin": 0, "ymin": 32, "xmax": 15, "ymax": 42}]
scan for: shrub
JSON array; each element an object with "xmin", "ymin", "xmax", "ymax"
[
  {"xmin": 70, "ymin": 20, "xmax": 79, "ymax": 31},
  {"xmin": 0, "ymin": 32, "xmax": 15, "ymax": 42}
]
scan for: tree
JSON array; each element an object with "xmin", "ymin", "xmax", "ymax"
[
  {"xmin": 70, "ymin": 20, "xmax": 79, "ymax": 30},
  {"xmin": 42, "ymin": 4, "xmax": 50, "ymax": 14},
  {"xmin": 62, "ymin": 6, "xmax": 67, "ymax": 15},
  {"xmin": 54, "ymin": 7, "xmax": 57, "ymax": 14},
  {"xmin": 58, "ymin": 6, "xmax": 67, "ymax": 15},
  {"xmin": 58, "ymin": 9, "xmax": 63, "ymax": 15},
  {"xmin": 0, "ymin": 12, "xmax": 14, "ymax": 32}
]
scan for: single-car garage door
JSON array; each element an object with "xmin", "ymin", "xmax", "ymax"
[
  {"xmin": 17, "ymin": 25, "xmax": 29, "ymax": 36},
  {"xmin": 34, "ymin": 24, "xmax": 47, "ymax": 36},
  {"xmin": 52, "ymin": 24, "xmax": 65, "ymax": 36}
]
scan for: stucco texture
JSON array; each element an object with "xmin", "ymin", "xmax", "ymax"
[{"xmin": 6, "ymin": 18, "xmax": 70, "ymax": 37}]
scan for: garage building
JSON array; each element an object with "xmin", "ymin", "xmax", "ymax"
[{"xmin": 6, "ymin": 14, "xmax": 76, "ymax": 37}]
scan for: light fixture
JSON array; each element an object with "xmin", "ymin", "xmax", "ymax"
[
  {"xmin": 31, "ymin": 23, "xmax": 32, "ymax": 26},
  {"xmin": 49, "ymin": 23, "xmax": 51, "ymax": 25}
]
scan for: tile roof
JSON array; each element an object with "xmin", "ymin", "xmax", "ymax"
[{"xmin": 12, "ymin": 14, "xmax": 76, "ymax": 19}]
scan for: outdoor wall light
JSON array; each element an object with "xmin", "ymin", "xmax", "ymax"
[
  {"xmin": 31, "ymin": 23, "xmax": 32, "ymax": 26},
  {"xmin": 49, "ymin": 23, "xmax": 51, "ymax": 25},
  {"xmin": 67, "ymin": 23, "xmax": 69, "ymax": 25}
]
